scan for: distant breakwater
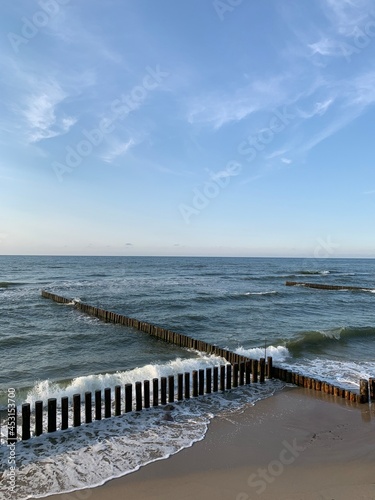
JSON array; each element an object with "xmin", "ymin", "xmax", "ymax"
[{"xmin": 286, "ymin": 281, "xmax": 374, "ymax": 291}]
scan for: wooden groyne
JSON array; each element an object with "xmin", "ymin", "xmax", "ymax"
[
  {"xmin": 40, "ymin": 290, "xmax": 373, "ymax": 406},
  {"xmin": 1, "ymin": 288, "xmax": 373, "ymax": 444},
  {"xmin": 271, "ymin": 367, "xmax": 374, "ymax": 405},
  {"xmin": 40, "ymin": 290, "xmax": 268, "ymax": 369},
  {"xmin": 286, "ymin": 281, "xmax": 374, "ymax": 291},
  {"xmin": 18, "ymin": 361, "xmax": 263, "ymax": 440}
]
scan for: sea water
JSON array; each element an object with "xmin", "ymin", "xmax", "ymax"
[{"xmin": 0, "ymin": 256, "xmax": 374, "ymax": 498}]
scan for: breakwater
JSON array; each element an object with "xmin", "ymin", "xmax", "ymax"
[
  {"xmin": 41, "ymin": 291, "xmax": 374, "ymax": 404},
  {"xmin": 285, "ymin": 281, "xmax": 374, "ymax": 291},
  {"xmin": 6, "ymin": 289, "xmax": 373, "ymax": 443}
]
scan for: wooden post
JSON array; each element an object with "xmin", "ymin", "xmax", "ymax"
[
  {"xmin": 144, "ymin": 380, "xmax": 150, "ymax": 409},
  {"xmin": 47, "ymin": 398, "xmax": 57, "ymax": 433},
  {"xmin": 220, "ymin": 365, "xmax": 226, "ymax": 391},
  {"xmin": 105, "ymin": 388, "xmax": 111, "ymax": 418},
  {"xmin": 259, "ymin": 358, "xmax": 265, "ymax": 383},
  {"xmin": 199, "ymin": 369, "xmax": 204, "ymax": 396},
  {"xmin": 168, "ymin": 375, "xmax": 175, "ymax": 403},
  {"xmin": 206, "ymin": 367, "xmax": 212, "ymax": 394},
  {"xmin": 153, "ymin": 378, "xmax": 159, "ymax": 407},
  {"xmin": 115, "ymin": 385, "xmax": 121, "ymax": 416},
  {"xmin": 192, "ymin": 371, "xmax": 198, "ymax": 397},
  {"xmin": 177, "ymin": 373, "xmax": 183, "ymax": 401},
  {"xmin": 185, "ymin": 372, "xmax": 190, "ymax": 399},
  {"xmin": 94, "ymin": 390, "xmax": 102, "ymax": 420},
  {"xmin": 359, "ymin": 379, "xmax": 369, "ymax": 404},
  {"xmin": 161, "ymin": 377, "xmax": 167, "ymax": 405},
  {"xmin": 22, "ymin": 403, "xmax": 31, "ymax": 440},
  {"xmin": 226, "ymin": 364, "xmax": 232, "ymax": 390},
  {"xmin": 252, "ymin": 360, "xmax": 258, "ymax": 383},
  {"xmin": 35, "ymin": 401, "xmax": 43, "ymax": 436},
  {"xmin": 245, "ymin": 361, "xmax": 251, "ymax": 385},
  {"xmin": 369, "ymin": 378, "xmax": 375, "ymax": 401},
  {"xmin": 73, "ymin": 394, "xmax": 81, "ymax": 427},
  {"xmin": 239, "ymin": 362, "xmax": 245, "ymax": 386},
  {"xmin": 136, "ymin": 382, "xmax": 142, "ymax": 411},
  {"xmin": 267, "ymin": 357, "xmax": 273, "ymax": 379},
  {"xmin": 61, "ymin": 396, "xmax": 69, "ymax": 430},
  {"xmin": 125, "ymin": 384, "xmax": 132, "ymax": 413},
  {"xmin": 232, "ymin": 363, "xmax": 239, "ymax": 388},
  {"xmin": 213, "ymin": 366, "xmax": 219, "ymax": 392},
  {"xmin": 85, "ymin": 392, "xmax": 92, "ymax": 423}
]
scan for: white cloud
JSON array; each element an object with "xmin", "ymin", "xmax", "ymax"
[
  {"xmin": 281, "ymin": 158, "xmax": 292, "ymax": 164},
  {"xmin": 21, "ymin": 81, "xmax": 76, "ymax": 143},
  {"xmin": 187, "ymin": 76, "xmax": 290, "ymax": 129},
  {"xmin": 323, "ymin": 0, "xmax": 373, "ymax": 36},
  {"xmin": 298, "ymin": 98, "xmax": 334, "ymax": 118},
  {"xmin": 308, "ymin": 38, "xmax": 345, "ymax": 56},
  {"xmin": 266, "ymin": 149, "xmax": 288, "ymax": 160},
  {"xmin": 102, "ymin": 138, "xmax": 135, "ymax": 163}
]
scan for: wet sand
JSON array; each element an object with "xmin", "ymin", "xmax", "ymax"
[{"xmin": 44, "ymin": 386, "xmax": 375, "ymax": 500}]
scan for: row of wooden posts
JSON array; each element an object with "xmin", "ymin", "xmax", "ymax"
[
  {"xmin": 11, "ymin": 358, "xmax": 272, "ymax": 441},
  {"xmin": 40, "ymin": 290, "xmax": 374, "ymax": 406},
  {"xmin": 6, "ymin": 289, "xmax": 366, "ymax": 444},
  {"xmin": 40, "ymin": 290, "xmax": 265, "ymax": 365},
  {"xmin": 272, "ymin": 366, "xmax": 375, "ymax": 404}
]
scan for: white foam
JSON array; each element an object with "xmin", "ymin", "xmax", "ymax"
[
  {"xmin": 235, "ymin": 345, "xmax": 291, "ymax": 363},
  {"xmin": 279, "ymin": 358, "xmax": 375, "ymax": 388},
  {"xmin": 25, "ymin": 354, "xmax": 227, "ymax": 407},
  {"xmin": 244, "ymin": 291, "xmax": 277, "ymax": 296},
  {"xmin": 0, "ymin": 380, "xmax": 285, "ymax": 500}
]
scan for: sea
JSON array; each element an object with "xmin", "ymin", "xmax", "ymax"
[{"xmin": 0, "ymin": 256, "xmax": 374, "ymax": 499}]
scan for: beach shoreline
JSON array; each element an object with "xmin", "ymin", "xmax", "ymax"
[{"xmin": 42, "ymin": 387, "xmax": 375, "ymax": 500}]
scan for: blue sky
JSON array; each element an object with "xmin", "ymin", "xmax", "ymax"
[{"xmin": 1, "ymin": 0, "xmax": 374, "ymax": 257}]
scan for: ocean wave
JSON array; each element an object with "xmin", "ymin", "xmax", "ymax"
[
  {"xmin": 286, "ymin": 326, "xmax": 375, "ymax": 353},
  {"xmin": 194, "ymin": 290, "xmax": 278, "ymax": 303},
  {"xmin": 24, "ymin": 355, "xmax": 227, "ymax": 406},
  {"xmin": 296, "ymin": 270, "xmax": 330, "ymax": 275},
  {"xmin": 235, "ymin": 345, "xmax": 290, "ymax": 362}
]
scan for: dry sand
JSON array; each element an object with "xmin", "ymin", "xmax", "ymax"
[{"xmin": 45, "ymin": 387, "xmax": 375, "ymax": 500}]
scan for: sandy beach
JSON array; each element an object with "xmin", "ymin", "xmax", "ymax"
[{"xmin": 44, "ymin": 387, "xmax": 375, "ymax": 500}]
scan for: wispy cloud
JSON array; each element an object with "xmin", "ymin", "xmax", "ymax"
[
  {"xmin": 297, "ymin": 98, "xmax": 334, "ymax": 118},
  {"xmin": 101, "ymin": 138, "xmax": 135, "ymax": 163},
  {"xmin": 187, "ymin": 76, "xmax": 290, "ymax": 129},
  {"xmin": 323, "ymin": 0, "xmax": 374, "ymax": 36},
  {"xmin": 22, "ymin": 81, "xmax": 76, "ymax": 143},
  {"xmin": 308, "ymin": 38, "xmax": 345, "ymax": 57},
  {"xmin": 281, "ymin": 157, "xmax": 292, "ymax": 164},
  {"xmin": 266, "ymin": 149, "xmax": 288, "ymax": 160}
]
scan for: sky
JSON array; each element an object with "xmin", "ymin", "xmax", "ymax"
[{"xmin": 1, "ymin": 0, "xmax": 375, "ymax": 257}]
